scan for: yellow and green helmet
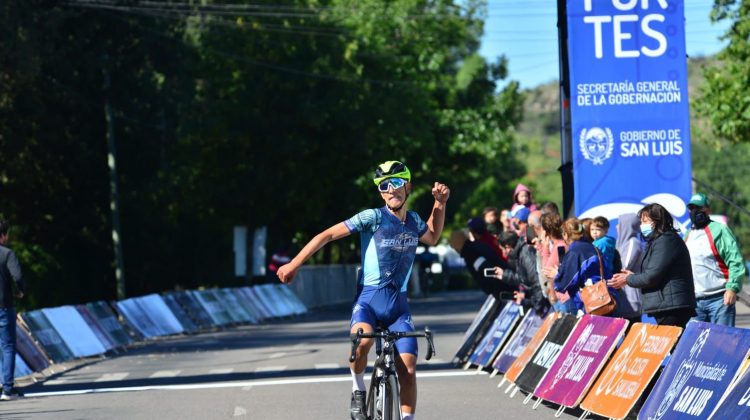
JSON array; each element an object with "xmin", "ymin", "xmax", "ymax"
[{"xmin": 373, "ymin": 161, "xmax": 411, "ymax": 185}]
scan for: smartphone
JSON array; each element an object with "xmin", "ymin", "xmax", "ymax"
[
  {"xmin": 484, "ymin": 268, "xmax": 495, "ymax": 277},
  {"xmin": 526, "ymin": 225, "xmax": 537, "ymax": 243},
  {"xmin": 557, "ymin": 246, "xmax": 566, "ymax": 262}
]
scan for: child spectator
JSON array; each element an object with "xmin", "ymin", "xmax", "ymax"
[
  {"xmin": 590, "ymin": 216, "xmax": 617, "ymax": 272},
  {"xmin": 510, "ymin": 183, "xmax": 537, "ymax": 216}
]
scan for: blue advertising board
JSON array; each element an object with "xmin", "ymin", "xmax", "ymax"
[
  {"xmin": 566, "ymin": 0, "xmax": 691, "ymax": 224},
  {"xmin": 710, "ymin": 365, "xmax": 750, "ymax": 419},
  {"xmin": 492, "ymin": 309, "xmax": 547, "ymax": 374},
  {"xmin": 639, "ymin": 321, "xmax": 750, "ymax": 420},
  {"xmin": 468, "ymin": 301, "xmax": 522, "ymax": 368}
]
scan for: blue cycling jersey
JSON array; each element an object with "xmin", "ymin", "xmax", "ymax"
[
  {"xmin": 344, "ymin": 207, "xmax": 428, "ymax": 293},
  {"xmin": 344, "ymin": 206, "xmax": 428, "ymax": 356}
]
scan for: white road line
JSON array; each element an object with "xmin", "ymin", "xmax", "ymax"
[
  {"xmin": 44, "ymin": 379, "xmax": 68, "ymax": 385},
  {"xmin": 314, "ymin": 363, "xmax": 340, "ymax": 370},
  {"xmin": 209, "ymin": 368, "xmax": 234, "ymax": 375},
  {"xmin": 234, "ymin": 406, "xmax": 248, "ymax": 417},
  {"xmin": 149, "ymin": 370, "xmax": 181, "ymax": 378},
  {"xmin": 268, "ymin": 352, "xmax": 286, "ymax": 359},
  {"xmin": 254, "ymin": 366, "xmax": 286, "ymax": 373},
  {"xmin": 28, "ymin": 371, "xmax": 486, "ymax": 397},
  {"xmin": 94, "ymin": 373, "xmax": 129, "ymax": 382}
]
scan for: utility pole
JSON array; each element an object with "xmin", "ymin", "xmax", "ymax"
[
  {"xmin": 557, "ymin": 0, "xmax": 574, "ymax": 218},
  {"xmin": 102, "ymin": 55, "xmax": 126, "ymax": 300}
]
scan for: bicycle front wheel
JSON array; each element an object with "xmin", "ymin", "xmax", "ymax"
[{"xmin": 385, "ymin": 375, "xmax": 401, "ymax": 420}]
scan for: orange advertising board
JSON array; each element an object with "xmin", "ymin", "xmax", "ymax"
[
  {"xmin": 504, "ymin": 312, "xmax": 559, "ymax": 384},
  {"xmin": 580, "ymin": 323, "xmax": 682, "ymax": 420}
]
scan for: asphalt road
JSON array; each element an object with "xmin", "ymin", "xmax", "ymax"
[{"xmin": 5, "ymin": 290, "xmax": 750, "ymax": 420}]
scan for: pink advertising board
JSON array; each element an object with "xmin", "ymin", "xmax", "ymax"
[{"xmin": 534, "ymin": 314, "xmax": 628, "ymax": 408}]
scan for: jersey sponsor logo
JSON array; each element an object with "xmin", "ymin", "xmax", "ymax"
[{"xmin": 379, "ymin": 232, "xmax": 419, "ymax": 251}]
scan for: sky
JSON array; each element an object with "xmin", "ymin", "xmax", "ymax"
[{"xmin": 479, "ymin": 0, "xmax": 731, "ymax": 89}]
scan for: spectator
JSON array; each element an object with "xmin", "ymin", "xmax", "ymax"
[
  {"xmin": 590, "ymin": 217, "xmax": 619, "ymax": 272},
  {"xmin": 554, "ymin": 217, "xmax": 611, "ymax": 314},
  {"xmin": 0, "ymin": 220, "xmax": 25, "ymax": 400},
  {"xmin": 510, "ymin": 183, "xmax": 538, "ymax": 216},
  {"xmin": 467, "ymin": 216, "xmax": 504, "ymax": 259},
  {"xmin": 580, "ymin": 217, "xmax": 594, "ymax": 242},
  {"xmin": 499, "ymin": 209, "xmax": 512, "ymax": 232},
  {"xmin": 540, "ymin": 213, "xmax": 573, "ymax": 313},
  {"xmin": 684, "ymin": 193, "xmax": 746, "ymax": 326},
  {"xmin": 448, "ymin": 230, "xmax": 512, "ymax": 299},
  {"xmin": 609, "ymin": 203, "xmax": 696, "ymax": 328},
  {"xmin": 492, "ymin": 226, "xmax": 548, "ymax": 315},
  {"xmin": 511, "ymin": 207, "xmax": 531, "ymax": 239},
  {"xmin": 615, "ymin": 213, "xmax": 645, "ymax": 322},
  {"xmin": 482, "ymin": 207, "xmax": 499, "ymax": 225},
  {"xmin": 540, "ymin": 201, "xmax": 560, "ymax": 216}
]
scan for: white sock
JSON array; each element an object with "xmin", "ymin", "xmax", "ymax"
[
  {"xmin": 402, "ymin": 413, "xmax": 414, "ymax": 420},
  {"xmin": 351, "ymin": 368, "xmax": 365, "ymax": 392}
]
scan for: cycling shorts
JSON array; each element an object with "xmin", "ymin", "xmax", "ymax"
[{"xmin": 350, "ymin": 286, "xmax": 417, "ymax": 356}]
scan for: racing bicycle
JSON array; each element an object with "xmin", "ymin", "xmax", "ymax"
[{"xmin": 350, "ymin": 327, "xmax": 436, "ymax": 420}]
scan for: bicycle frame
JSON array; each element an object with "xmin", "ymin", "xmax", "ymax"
[{"xmin": 350, "ymin": 328, "xmax": 436, "ymax": 420}]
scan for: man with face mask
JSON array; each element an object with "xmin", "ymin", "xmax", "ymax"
[{"xmin": 684, "ymin": 193, "xmax": 746, "ymax": 326}]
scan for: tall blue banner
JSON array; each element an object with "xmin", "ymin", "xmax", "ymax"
[{"xmin": 566, "ymin": 0, "xmax": 692, "ymax": 223}]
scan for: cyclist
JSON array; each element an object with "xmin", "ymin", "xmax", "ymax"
[{"xmin": 277, "ymin": 160, "xmax": 449, "ymax": 420}]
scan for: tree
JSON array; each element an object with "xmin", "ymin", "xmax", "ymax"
[{"xmin": 696, "ymin": 0, "xmax": 750, "ymax": 144}]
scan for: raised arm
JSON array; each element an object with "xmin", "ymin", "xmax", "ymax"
[
  {"xmin": 420, "ymin": 182, "xmax": 450, "ymax": 246},
  {"xmin": 277, "ymin": 222, "xmax": 351, "ymax": 284}
]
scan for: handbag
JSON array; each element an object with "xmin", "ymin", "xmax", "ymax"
[{"xmin": 580, "ymin": 248, "xmax": 617, "ymax": 316}]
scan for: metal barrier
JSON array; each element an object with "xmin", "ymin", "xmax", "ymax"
[{"xmin": 287, "ymin": 264, "xmax": 358, "ymax": 308}]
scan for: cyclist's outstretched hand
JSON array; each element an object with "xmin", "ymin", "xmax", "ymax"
[
  {"xmin": 277, "ymin": 263, "xmax": 298, "ymax": 284},
  {"xmin": 432, "ymin": 182, "xmax": 450, "ymax": 204}
]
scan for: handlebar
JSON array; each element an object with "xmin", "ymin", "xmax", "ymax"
[{"xmin": 349, "ymin": 327, "xmax": 436, "ymax": 363}]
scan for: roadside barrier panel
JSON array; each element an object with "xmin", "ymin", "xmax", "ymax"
[
  {"xmin": 288, "ymin": 264, "xmax": 358, "ymax": 308},
  {"xmin": 75, "ymin": 304, "xmax": 118, "ymax": 351},
  {"xmin": 503, "ymin": 312, "xmax": 560, "ymax": 387},
  {"xmin": 639, "ymin": 321, "xmax": 750, "ymax": 420},
  {"xmin": 466, "ymin": 301, "xmax": 522, "ymax": 369},
  {"xmin": 216, "ymin": 288, "xmax": 256, "ymax": 324},
  {"xmin": 14, "ymin": 354, "xmax": 33, "ymax": 378},
  {"xmin": 256, "ymin": 284, "xmax": 292, "ymax": 317},
  {"xmin": 492, "ymin": 309, "xmax": 548, "ymax": 376},
  {"xmin": 581, "ymin": 323, "xmax": 682, "ymax": 420},
  {"xmin": 230, "ymin": 288, "xmax": 265, "ymax": 322},
  {"xmin": 134, "ymin": 294, "xmax": 184, "ymax": 336},
  {"xmin": 161, "ymin": 293, "xmax": 200, "ymax": 333},
  {"xmin": 452, "ymin": 295, "xmax": 502, "ymax": 366},
  {"xmin": 533, "ymin": 315, "xmax": 628, "ymax": 414},
  {"xmin": 86, "ymin": 301, "xmax": 135, "ymax": 347},
  {"xmin": 115, "ymin": 298, "xmax": 162, "ymax": 338},
  {"xmin": 165, "ymin": 291, "xmax": 216, "ymax": 330},
  {"xmin": 275, "ymin": 284, "xmax": 308, "ymax": 315},
  {"xmin": 41, "ymin": 306, "xmax": 107, "ymax": 357},
  {"xmin": 15, "ymin": 321, "xmax": 51, "ymax": 372},
  {"xmin": 191, "ymin": 290, "xmax": 234, "ymax": 326},
  {"xmin": 239, "ymin": 287, "xmax": 276, "ymax": 320},
  {"xmin": 710, "ymin": 358, "xmax": 750, "ymax": 418},
  {"xmin": 514, "ymin": 313, "xmax": 578, "ymax": 396},
  {"xmin": 20, "ymin": 311, "xmax": 75, "ymax": 363}
]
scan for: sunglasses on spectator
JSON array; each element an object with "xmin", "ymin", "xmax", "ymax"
[{"xmin": 378, "ymin": 178, "xmax": 407, "ymax": 192}]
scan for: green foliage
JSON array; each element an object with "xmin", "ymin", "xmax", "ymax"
[
  {"xmin": 0, "ymin": 1, "xmax": 526, "ymax": 308},
  {"xmin": 696, "ymin": 1, "xmax": 750, "ymax": 144}
]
